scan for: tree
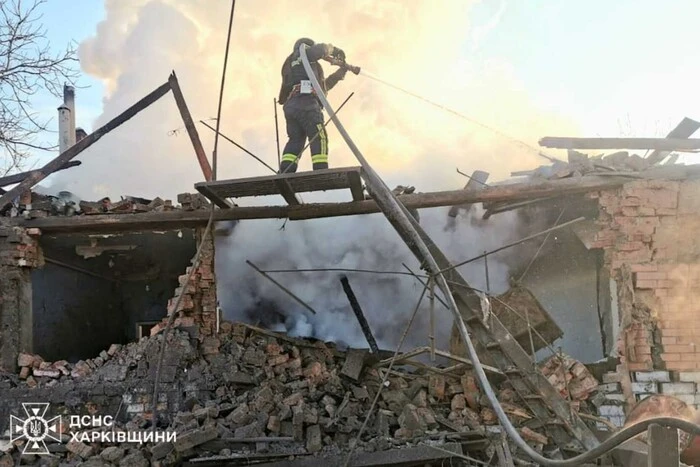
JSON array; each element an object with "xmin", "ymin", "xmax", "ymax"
[{"xmin": 0, "ymin": 0, "xmax": 80, "ymax": 176}]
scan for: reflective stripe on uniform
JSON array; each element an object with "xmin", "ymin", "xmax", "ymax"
[
  {"xmin": 311, "ymin": 154, "xmax": 328, "ymax": 164},
  {"xmin": 281, "ymin": 153, "xmax": 299, "ymax": 163},
  {"xmin": 316, "ymin": 124, "xmax": 327, "ymax": 155}
]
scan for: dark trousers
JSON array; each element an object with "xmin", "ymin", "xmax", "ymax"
[{"xmin": 280, "ymin": 105, "xmax": 328, "ymax": 174}]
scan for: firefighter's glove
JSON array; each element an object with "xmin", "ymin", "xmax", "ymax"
[{"xmin": 332, "ymin": 47, "xmax": 346, "ymax": 61}]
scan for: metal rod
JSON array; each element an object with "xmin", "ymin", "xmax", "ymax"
[
  {"xmin": 246, "ymin": 260, "xmax": 316, "ymax": 315},
  {"xmin": 44, "ymin": 257, "xmax": 119, "ymax": 283},
  {"xmin": 218, "ymin": 436, "xmax": 294, "ymax": 443},
  {"xmin": 339, "ymin": 276, "xmax": 379, "ymax": 353},
  {"xmin": 264, "ymin": 266, "xmax": 427, "ymax": 278},
  {"xmin": 211, "ymin": 0, "xmax": 237, "ymax": 181},
  {"xmin": 517, "ymin": 209, "xmax": 566, "ymax": 283},
  {"xmin": 456, "ymin": 167, "xmax": 489, "ymax": 186},
  {"xmin": 484, "ymin": 251, "xmax": 490, "ymax": 294},
  {"xmin": 273, "ymin": 98, "xmax": 281, "ymax": 168},
  {"xmin": 401, "ymin": 263, "xmax": 449, "ymax": 309},
  {"xmin": 201, "ymin": 121, "xmax": 277, "ymax": 174},
  {"xmin": 436, "ymin": 216, "xmax": 585, "ymax": 275},
  {"xmin": 428, "ymin": 277, "xmax": 436, "ymax": 362},
  {"xmin": 280, "ymin": 92, "xmax": 355, "ymax": 174}
]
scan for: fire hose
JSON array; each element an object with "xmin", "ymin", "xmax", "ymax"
[{"xmin": 300, "ymin": 44, "xmax": 700, "ymax": 466}]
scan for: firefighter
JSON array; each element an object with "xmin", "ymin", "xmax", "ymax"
[{"xmin": 277, "ymin": 38, "xmax": 348, "ymax": 173}]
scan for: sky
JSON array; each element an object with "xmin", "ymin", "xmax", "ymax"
[{"xmin": 32, "ymin": 0, "xmax": 699, "ymax": 182}]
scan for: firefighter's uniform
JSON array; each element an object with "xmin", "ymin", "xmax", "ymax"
[{"xmin": 278, "ymin": 39, "xmax": 347, "ymax": 173}]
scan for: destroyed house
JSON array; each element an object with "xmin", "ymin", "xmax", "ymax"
[{"xmin": 1, "ymin": 77, "xmax": 700, "ymax": 465}]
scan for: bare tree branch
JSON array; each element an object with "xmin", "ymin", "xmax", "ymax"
[{"xmin": 0, "ymin": 0, "xmax": 80, "ymax": 175}]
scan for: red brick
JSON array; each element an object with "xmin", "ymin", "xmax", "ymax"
[
  {"xmin": 663, "ymin": 344, "xmax": 695, "ymax": 353},
  {"xmin": 681, "ymin": 354, "xmax": 700, "ymax": 361},
  {"xmin": 655, "ymin": 289, "xmax": 669, "ymax": 297},
  {"xmin": 636, "ymin": 272, "xmax": 668, "ymax": 281},
  {"xmin": 628, "ymin": 362, "xmax": 653, "ymax": 371},
  {"xmin": 635, "ymin": 280, "xmax": 657, "ymax": 289},
  {"xmin": 657, "ymin": 280, "xmax": 675, "ymax": 289},
  {"xmin": 656, "ymin": 208, "xmax": 678, "ymax": 216},
  {"xmin": 667, "ymin": 362, "xmax": 698, "ymax": 370},
  {"xmin": 630, "ymin": 264, "xmax": 658, "ymax": 273},
  {"xmin": 662, "ymin": 337, "xmax": 677, "ymax": 345},
  {"xmin": 634, "ymin": 345, "xmax": 652, "ymax": 355},
  {"xmin": 619, "ymin": 241, "xmax": 646, "ymax": 251},
  {"xmin": 662, "ymin": 329, "xmax": 693, "ymax": 337},
  {"xmin": 661, "ymin": 353, "xmax": 681, "ymax": 361}
]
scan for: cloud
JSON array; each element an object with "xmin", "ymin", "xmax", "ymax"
[{"xmin": 50, "ymin": 0, "xmax": 578, "ymax": 200}]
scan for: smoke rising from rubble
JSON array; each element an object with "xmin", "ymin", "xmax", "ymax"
[
  {"xmin": 215, "ymin": 206, "xmax": 546, "ymax": 350},
  {"xmin": 47, "ymin": 1, "xmax": 579, "ymax": 347}
]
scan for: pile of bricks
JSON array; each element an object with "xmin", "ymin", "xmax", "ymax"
[
  {"xmin": 2, "ymin": 320, "xmax": 603, "ymax": 465},
  {"xmin": 151, "ymin": 227, "xmax": 217, "ymax": 338},
  {"xmin": 0, "ymin": 225, "xmax": 42, "ymax": 268},
  {"xmin": 79, "ymin": 196, "xmax": 176, "ymax": 215},
  {"xmin": 540, "ymin": 353, "xmax": 600, "ymax": 407},
  {"xmin": 20, "ymin": 191, "xmax": 209, "ymax": 219},
  {"xmin": 14, "ymin": 344, "xmax": 123, "ymax": 388}
]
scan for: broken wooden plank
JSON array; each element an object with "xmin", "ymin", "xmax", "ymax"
[
  {"xmin": 447, "ymin": 170, "xmax": 489, "ymax": 218},
  {"xmin": 194, "ymin": 184, "xmax": 233, "ymax": 209},
  {"xmin": 196, "ymin": 166, "xmax": 362, "ymax": 199},
  {"xmin": 346, "ymin": 169, "xmax": 365, "ymax": 201},
  {"xmin": 274, "ymin": 178, "xmax": 301, "ymax": 205},
  {"xmin": 646, "ymin": 117, "xmax": 700, "ymax": 165},
  {"xmin": 539, "ymin": 136, "xmax": 700, "ymax": 151},
  {"xmin": 0, "ymin": 161, "xmax": 81, "ymax": 188},
  {"xmin": 340, "ymin": 276, "xmax": 379, "ymax": 353},
  {"xmin": 169, "ymin": 72, "xmax": 212, "ymax": 182},
  {"xmin": 0, "ymin": 81, "xmax": 172, "ymax": 210}
]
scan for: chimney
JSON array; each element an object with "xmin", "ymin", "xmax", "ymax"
[
  {"xmin": 57, "ymin": 104, "xmax": 71, "ymax": 154},
  {"xmin": 75, "ymin": 128, "xmax": 87, "ymax": 142},
  {"xmin": 63, "ymin": 85, "xmax": 76, "ymax": 147}
]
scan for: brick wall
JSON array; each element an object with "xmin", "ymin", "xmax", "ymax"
[
  {"xmin": 590, "ymin": 178, "xmax": 700, "ymax": 417},
  {"xmin": 0, "ymin": 225, "xmax": 41, "ymax": 371},
  {"xmin": 152, "ymin": 226, "xmax": 218, "ymax": 338},
  {"xmin": 592, "ymin": 179, "xmax": 700, "ymax": 372}
]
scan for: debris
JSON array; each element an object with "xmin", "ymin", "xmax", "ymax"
[
  {"xmin": 340, "ymin": 349, "xmax": 367, "ymax": 381},
  {"xmin": 540, "ymin": 353, "xmax": 599, "ymax": 401},
  {"xmin": 340, "ymin": 276, "xmax": 380, "ymax": 353}
]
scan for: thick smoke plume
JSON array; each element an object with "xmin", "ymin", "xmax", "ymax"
[
  {"xmin": 48, "ymin": 1, "xmax": 582, "ymax": 348},
  {"xmin": 215, "ymin": 205, "xmax": 550, "ymax": 351}
]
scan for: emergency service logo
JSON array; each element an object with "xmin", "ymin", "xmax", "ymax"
[{"xmin": 9, "ymin": 403, "xmax": 61, "ymax": 455}]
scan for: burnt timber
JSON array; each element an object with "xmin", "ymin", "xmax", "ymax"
[{"xmin": 15, "ymin": 163, "xmax": 700, "ymax": 234}]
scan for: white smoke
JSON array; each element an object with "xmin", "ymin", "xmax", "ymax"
[{"xmin": 216, "ymin": 205, "xmax": 525, "ymax": 350}]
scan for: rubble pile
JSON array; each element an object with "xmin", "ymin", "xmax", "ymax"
[
  {"xmin": 16, "ymin": 192, "xmax": 210, "ymax": 219},
  {"xmin": 515, "ymin": 149, "xmax": 669, "ymax": 182},
  {"xmin": 1, "ymin": 322, "xmax": 607, "ymax": 466},
  {"xmin": 540, "ymin": 353, "xmax": 600, "ymax": 407}
]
